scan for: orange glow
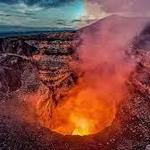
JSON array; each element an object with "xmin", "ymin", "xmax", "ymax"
[
  {"xmin": 30, "ymin": 59, "xmax": 129, "ymax": 136},
  {"xmin": 71, "ymin": 114, "xmax": 91, "ymax": 136},
  {"xmin": 30, "ymin": 53, "xmax": 130, "ymax": 136},
  {"xmin": 49, "ymin": 84, "xmax": 119, "ymax": 136},
  {"xmin": 24, "ymin": 76, "xmax": 125, "ymax": 136}
]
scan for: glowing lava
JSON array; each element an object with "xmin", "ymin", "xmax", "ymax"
[
  {"xmin": 71, "ymin": 113, "xmax": 92, "ymax": 136},
  {"xmin": 34, "ymin": 60, "xmax": 129, "ymax": 136},
  {"xmin": 48, "ymin": 86, "xmax": 119, "ymax": 136}
]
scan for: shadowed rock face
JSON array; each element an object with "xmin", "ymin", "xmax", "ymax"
[
  {"xmin": 0, "ymin": 32, "xmax": 80, "ymax": 104},
  {"xmin": 0, "ymin": 19, "xmax": 150, "ymax": 150}
]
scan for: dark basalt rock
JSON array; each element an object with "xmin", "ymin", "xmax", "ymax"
[{"xmin": 0, "ymin": 32, "xmax": 80, "ymax": 104}]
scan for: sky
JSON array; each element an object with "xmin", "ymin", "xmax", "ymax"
[
  {"xmin": 0, "ymin": 0, "xmax": 84, "ymax": 28},
  {"xmin": 0, "ymin": 0, "xmax": 149, "ymax": 29}
]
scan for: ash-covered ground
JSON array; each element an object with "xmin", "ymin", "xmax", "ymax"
[{"xmin": 0, "ymin": 16, "xmax": 150, "ymax": 150}]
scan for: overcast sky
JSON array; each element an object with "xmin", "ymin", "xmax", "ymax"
[{"xmin": 0, "ymin": 0, "xmax": 149, "ymax": 29}]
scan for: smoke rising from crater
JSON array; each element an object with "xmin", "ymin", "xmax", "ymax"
[
  {"xmin": 64, "ymin": 16, "xmax": 149, "ymax": 134},
  {"xmin": 78, "ymin": 15, "xmax": 149, "ymax": 104}
]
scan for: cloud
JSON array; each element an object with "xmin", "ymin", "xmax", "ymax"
[
  {"xmin": 0, "ymin": 0, "xmax": 84, "ymax": 28},
  {"xmin": 86, "ymin": 0, "xmax": 150, "ymax": 18},
  {"xmin": 78, "ymin": 1, "xmax": 110, "ymax": 27},
  {"xmin": 84, "ymin": 2, "xmax": 108, "ymax": 20},
  {"xmin": 16, "ymin": 3, "xmax": 43, "ymax": 13},
  {"xmin": 0, "ymin": 0, "xmax": 77, "ymax": 7}
]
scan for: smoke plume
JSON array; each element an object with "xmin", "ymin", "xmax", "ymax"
[{"xmin": 62, "ymin": 15, "xmax": 149, "ymax": 134}]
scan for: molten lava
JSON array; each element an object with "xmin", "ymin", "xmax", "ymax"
[
  {"xmin": 32, "ymin": 57, "xmax": 131, "ymax": 136},
  {"xmin": 49, "ymin": 85, "xmax": 119, "ymax": 136},
  {"xmin": 71, "ymin": 115, "xmax": 91, "ymax": 136}
]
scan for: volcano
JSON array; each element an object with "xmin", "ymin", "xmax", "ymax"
[{"xmin": 0, "ymin": 15, "xmax": 150, "ymax": 150}]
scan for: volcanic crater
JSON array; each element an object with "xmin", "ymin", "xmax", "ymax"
[{"xmin": 0, "ymin": 16, "xmax": 150, "ymax": 150}]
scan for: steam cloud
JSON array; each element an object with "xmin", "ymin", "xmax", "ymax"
[
  {"xmin": 85, "ymin": 0, "xmax": 150, "ymax": 21},
  {"xmin": 78, "ymin": 15, "xmax": 149, "ymax": 104},
  {"xmin": 64, "ymin": 15, "xmax": 150, "ymax": 133}
]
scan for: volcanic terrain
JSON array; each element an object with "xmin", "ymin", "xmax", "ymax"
[{"xmin": 0, "ymin": 15, "xmax": 150, "ymax": 150}]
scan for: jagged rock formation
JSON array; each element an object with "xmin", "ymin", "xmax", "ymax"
[{"xmin": 0, "ymin": 32, "xmax": 80, "ymax": 105}]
